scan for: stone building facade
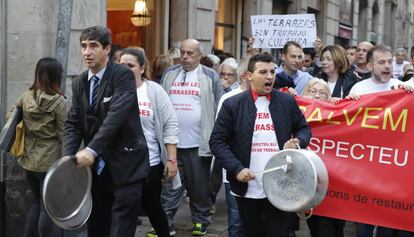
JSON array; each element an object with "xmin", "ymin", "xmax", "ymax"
[{"xmin": 282, "ymin": 0, "xmax": 414, "ymax": 50}]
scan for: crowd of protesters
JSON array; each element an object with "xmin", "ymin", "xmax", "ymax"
[{"xmin": 8, "ymin": 24, "xmax": 414, "ymax": 237}]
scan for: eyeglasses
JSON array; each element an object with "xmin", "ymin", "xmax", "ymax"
[
  {"xmin": 220, "ymin": 72, "xmax": 235, "ymax": 78},
  {"xmin": 309, "ymin": 89, "xmax": 328, "ymax": 97}
]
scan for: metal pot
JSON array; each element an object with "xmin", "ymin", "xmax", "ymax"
[
  {"xmin": 42, "ymin": 156, "xmax": 92, "ymax": 230},
  {"xmin": 262, "ymin": 149, "xmax": 328, "ymax": 213}
]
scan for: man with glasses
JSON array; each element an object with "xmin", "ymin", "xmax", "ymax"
[{"xmin": 160, "ymin": 39, "xmax": 223, "ymax": 236}]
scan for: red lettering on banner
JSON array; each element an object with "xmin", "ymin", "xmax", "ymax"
[{"xmin": 295, "ymin": 89, "xmax": 414, "ymax": 232}]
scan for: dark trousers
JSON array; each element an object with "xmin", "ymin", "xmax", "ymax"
[
  {"xmin": 307, "ymin": 215, "xmax": 345, "ymax": 237},
  {"xmin": 376, "ymin": 227, "xmax": 414, "ymax": 237},
  {"xmin": 142, "ymin": 163, "xmax": 170, "ymax": 237},
  {"xmin": 161, "ymin": 148, "xmax": 212, "ymax": 227},
  {"xmin": 357, "ymin": 223, "xmax": 375, "ymax": 237},
  {"xmin": 235, "ymin": 197, "xmax": 290, "ymax": 237},
  {"xmin": 357, "ymin": 224, "xmax": 414, "ymax": 237},
  {"xmin": 88, "ymin": 168, "xmax": 143, "ymax": 237},
  {"xmin": 23, "ymin": 170, "xmax": 60, "ymax": 237}
]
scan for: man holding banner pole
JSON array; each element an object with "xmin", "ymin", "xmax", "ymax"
[{"xmin": 348, "ymin": 44, "xmax": 414, "ymax": 237}]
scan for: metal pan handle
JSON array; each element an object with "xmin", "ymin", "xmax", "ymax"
[{"xmin": 296, "ymin": 208, "xmax": 313, "ymax": 219}]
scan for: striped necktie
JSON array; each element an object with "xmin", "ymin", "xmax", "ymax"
[{"xmin": 91, "ymin": 75, "xmax": 100, "ymax": 107}]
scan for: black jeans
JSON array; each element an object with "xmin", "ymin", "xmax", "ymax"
[
  {"xmin": 23, "ymin": 170, "xmax": 60, "ymax": 237},
  {"xmin": 376, "ymin": 227, "xmax": 414, "ymax": 237},
  {"xmin": 142, "ymin": 163, "xmax": 170, "ymax": 237},
  {"xmin": 307, "ymin": 215, "xmax": 345, "ymax": 237},
  {"xmin": 235, "ymin": 197, "xmax": 290, "ymax": 237},
  {"xmin": 88, "ymin": 167, "xmax": 143, "ymax": 237}
]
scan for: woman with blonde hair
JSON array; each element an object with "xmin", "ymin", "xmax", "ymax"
[
  {"xmin": 317, "ymin": 45, "xmax": 358, "ymax": 98},
  {"xmin": 303, "ymin": 78, "xmax": 331, "ymax": 101}
]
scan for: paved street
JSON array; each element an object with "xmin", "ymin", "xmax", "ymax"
[{"xmin": 135, "ymin": 188, "xmax": 356, "ymax": 237}]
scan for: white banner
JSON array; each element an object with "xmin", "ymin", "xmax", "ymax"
[{"xmin": 251, "ymin": 14, "xmax": 317, "ymax": 49}]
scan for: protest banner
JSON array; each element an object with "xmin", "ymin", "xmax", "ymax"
[
  {"xmin": 295, "ymin": 89, "xmax": 414, "ymax": 231},
  {"xmin": 251, "ymin": 14, "xmax": 317, "ymax": 48}
]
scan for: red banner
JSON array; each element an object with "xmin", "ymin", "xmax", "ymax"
[{"xmin": 296, "ymin": 90, "xmax": 414, "ymax": 232}]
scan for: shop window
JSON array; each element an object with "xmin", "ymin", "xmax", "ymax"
[
  {"xmin": 107, "ymin": 0, "xmax": 166, "ymax": 62},
  {"xmin": 214, "ymin": 0, "xmax": 237, "ymax": 57}
]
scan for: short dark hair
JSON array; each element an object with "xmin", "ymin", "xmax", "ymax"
[
  {"xmin": 411, "ymin": 45, "xmax": 414, "ymax": 60},
  {"xmin": 282, "ymin": 41, "xmax": 302, "ymax": 55},
  {"xmin": 79, "ymin": 26, "xmax": 112, "ymax": 48},
  {"xmin": 247, "ymin": 52, "xmax": 274, "ymax": 73},
  {"xmin": 303, "ymin": 48, "xmax": 316, "ymax": 59},
  {"xmin": 346, "ymin": 45, "xmax": 357, "ymax": 51},
  {"xmin": 30, "ymin": 57, "xmax": 63, "ymax": 96},
  {"xmin": 109, "ymin": 44, "xmax": 124, "ymax": 61},
  {"xmin": 200, "ymin": 56, "xmax": 214, "ymax": 68},
  {"xmin": 366, "ymin": 44, "xmax": 392, "ymax": 63}
]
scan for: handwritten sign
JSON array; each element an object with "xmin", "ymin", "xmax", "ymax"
[{"xmin": 251, "ymin": 14, "xmax": 317, "ymax": 48}]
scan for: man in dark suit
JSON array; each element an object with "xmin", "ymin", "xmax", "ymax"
[
  {"xmin": 62, "ymin": 26, "xmax": 149, "ymax": 237},
  {"xmin": 210, "ymin": 52, "xmax": 311, "ymax": 237}
]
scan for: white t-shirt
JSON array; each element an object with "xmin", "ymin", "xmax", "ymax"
[
  {"xmin": 327, "ymin": 81, "xmax": 336, "ymax": 95},
  {"xmin": 216, "ymin": 87, "xmax": 244, "ymax": 183},
  {"xmin": 404, "ymin": 78, "xmax": 414, "ymax": 87},
  {"xmin": 392, "ymin": 61, "xmax": 409, "ymax": 78},
  {"xmin": 245, "ymin": 96, "xmax": 280, "ymax": 199},
  {"xmin": 216, "ymin": 87, "xmax": 243, "ymax": 119},
  {"xmin": 169, "ymin": 66, "xmax": 202, "ymax": 148},
  {"xmin": 349, "ymin": 78, "xmax": 402, "ymax": 96},
  {"xmin": 137, "ymin": 81, "xmax": 161, "ymax": 166}
]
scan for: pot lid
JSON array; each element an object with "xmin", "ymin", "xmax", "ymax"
[
  {"xmin": 43, "ymin": 156, "xmax": 92, "ymax": 221},
  {"xmin": 263, "ymin": 149, "xmax": 321, "ymax": 212}
]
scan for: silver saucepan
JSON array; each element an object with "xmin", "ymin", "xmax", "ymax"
[
  {"xmin": 42, "ymin": 156, "xmax": 92, "ymax": 229},
  {"xmin": 262, "ymin": 149, "xmax": 328, "ymax": 217}
]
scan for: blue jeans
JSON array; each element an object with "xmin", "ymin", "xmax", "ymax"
[{"xmin": 225, "ymin": 183, "xmax": 244, "ymax": 237}]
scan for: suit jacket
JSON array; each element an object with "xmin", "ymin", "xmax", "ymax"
[
  {"xmin": 63, "ymin": 61, "xmax": 149, "ymax": 187},
  {"xmin": 274, "ymin": 71, "xmax": 295, "ymax": 89},
  {"xmin": 209, "ymin": 89, "xmax": 311, "ymax": 196}
]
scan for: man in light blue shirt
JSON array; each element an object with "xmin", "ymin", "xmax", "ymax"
[{"xmin": 275, "ymin": 41, "xmax": 312, "ymax": 95}]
